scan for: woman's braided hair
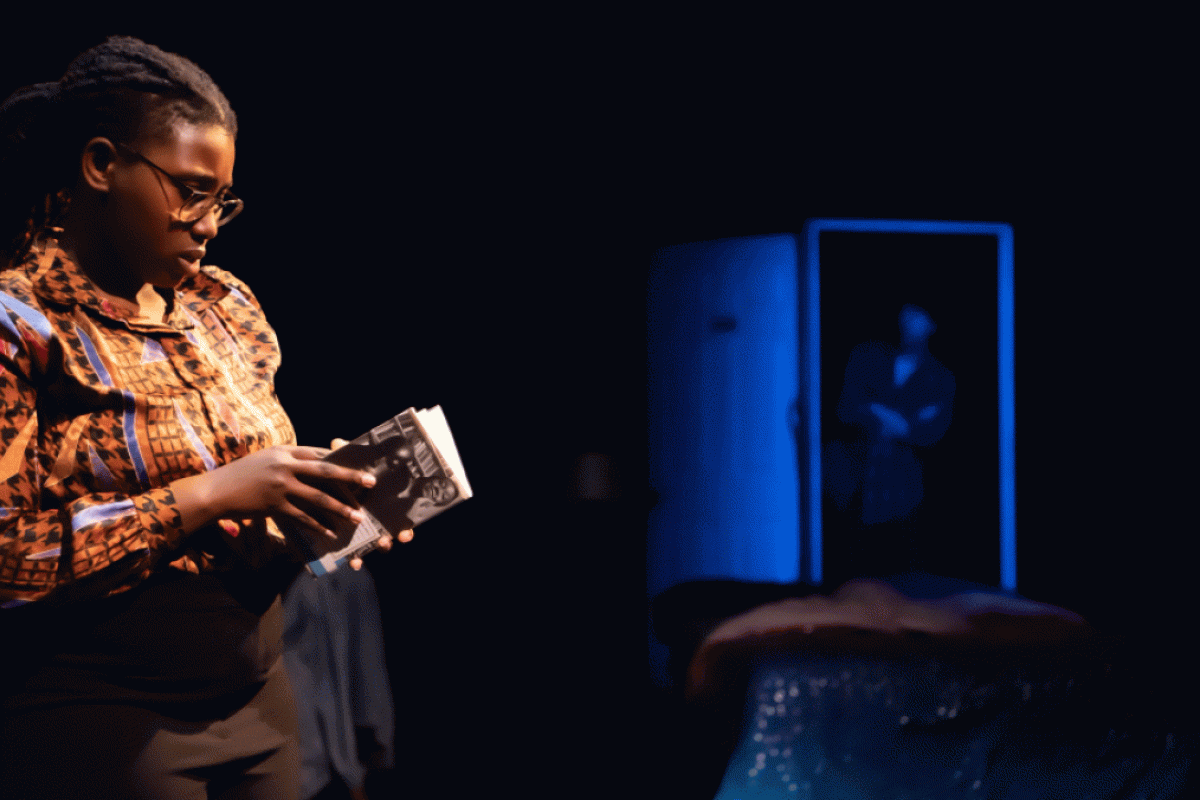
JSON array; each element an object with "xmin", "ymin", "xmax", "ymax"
[{"xmin": 0, "ymin": 36, "xmax": 235, "ymax": 261}]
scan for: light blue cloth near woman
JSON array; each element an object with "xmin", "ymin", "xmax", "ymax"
[{"xmin": 282, "ymin": 565, "xmax": 395, "ymax": 799}]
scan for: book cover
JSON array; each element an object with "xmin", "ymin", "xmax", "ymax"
[{"xmin": 303, "ymin": 406, "xmax": 472, "ymax": 575}]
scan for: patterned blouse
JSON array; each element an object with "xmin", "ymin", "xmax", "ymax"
[{"xmin": 0, "ymin": 232, "xmax": 298, "ymax": 608}]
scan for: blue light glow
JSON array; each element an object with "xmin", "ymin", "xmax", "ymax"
[{"xmin": 647, "ymin": 235, "xmax": 801, "ymax": 602}]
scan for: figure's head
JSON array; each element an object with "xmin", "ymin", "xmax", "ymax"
[
  {"xmin": 385, "ymin": 440, "xmax": 414, "ymax": 468},
  {"xmin": 899, "ymin": 304, "xmax": 935, "ymax": 346},
  {"xmin": 419, "ymin": 476, "xmax": 459, "ymax": 506},
  {"xmin": 1, "ymin": 36, "xmax": 239, "ymax": 285}
]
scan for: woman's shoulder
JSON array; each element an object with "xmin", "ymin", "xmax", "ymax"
[
  {"xmin": 0, "ymin": 257, "xmax": 40, "ymax": 302},
  {"xmin": 0, "ymin": 260, "xmax": 53, "ymax": 344},
  {"xmin": 190, "ymin": 264, "xmax": 266, "ymax": 312}
]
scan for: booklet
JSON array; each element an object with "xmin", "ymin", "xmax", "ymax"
[{"xmin": 302, "ymin": 406, "xmax": 473, "ymax": 575}]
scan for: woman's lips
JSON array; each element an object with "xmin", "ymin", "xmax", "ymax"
[{"xmin": 181, "ymin": 249, "xmax": 205, "ymax": 263}]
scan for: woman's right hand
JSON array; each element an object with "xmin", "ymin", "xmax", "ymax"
[
  {"xmin": 329, "ymin": 438, "xmax": 412, "ymax": 570},
  {"xmin": 171, "ymin": 445, "xmax": 377, "ymax": 539}
]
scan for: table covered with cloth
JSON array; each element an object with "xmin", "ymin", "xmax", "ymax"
[{"xmin": 673, "ymin": 578, "xmax": 1195, "ymax": 799}]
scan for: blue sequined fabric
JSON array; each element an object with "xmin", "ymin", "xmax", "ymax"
[{"xmin": 712, "ymin": 657, "xmax": 1193, "ymax": 799}]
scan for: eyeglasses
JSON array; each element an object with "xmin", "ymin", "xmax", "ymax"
[{"xmin": 115, "ymin": 143, "xmax": 243, "ymax": 226}]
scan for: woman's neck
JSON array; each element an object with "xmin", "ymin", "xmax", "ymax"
[
  {"xmin": 56, "ymin": 221, "xmax": 166, "ymax": 322},
  {"xmin": 131, "ymin": 282, "xmax": 169, "ymax": 323}
]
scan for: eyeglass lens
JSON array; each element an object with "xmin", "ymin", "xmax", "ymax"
[{"xmin": 180, "ymin": 194, "xmax": 242, "ymax": 226}]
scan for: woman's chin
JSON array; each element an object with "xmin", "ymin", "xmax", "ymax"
[
  {"xmin": 177, "ymin": 255, "xmax": 203, "ymax": 276},
  {"xmin": 152, "ymin": 256, "xmax": 202, "ymax": 287}
]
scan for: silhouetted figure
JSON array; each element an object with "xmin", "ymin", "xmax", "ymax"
[{"xmin": 825, "ymin": 305, "xmax": 955, "ymax": 580}]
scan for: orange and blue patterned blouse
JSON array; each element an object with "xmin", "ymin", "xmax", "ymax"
[{"xmin": 0, "ymin": 231, "xmax": 299, "ymax": 609}]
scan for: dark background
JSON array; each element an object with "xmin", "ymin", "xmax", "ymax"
[{"xmin": 4, "ymin": 11, "xmax": 1190, "ymax": 796}]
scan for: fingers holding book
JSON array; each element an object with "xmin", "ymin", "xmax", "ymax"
[
  {"xmin": 333, "ymin": 438, "xmax": 411, "ymax": 570},
  {"xmin": 347, "ymin": 530, "xmax": 411, "ymax": 571}
]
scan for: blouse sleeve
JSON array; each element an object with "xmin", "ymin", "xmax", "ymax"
[{"xmin": 0, "ymin": 318, "xmax": 185, "ymax": 607}]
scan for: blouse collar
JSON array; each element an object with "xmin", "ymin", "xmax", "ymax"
[{"xmin": 24, "ymin": 230, "xmax": 229, "ymax": 331}]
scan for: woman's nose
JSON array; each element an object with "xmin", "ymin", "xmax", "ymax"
[{"xmin": 190, "ymin": 205, "xmax": 221, "ymax": 240}]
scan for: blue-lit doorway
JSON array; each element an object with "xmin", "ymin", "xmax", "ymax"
[
  {"xmin": 802, "ymin": 219, "xmax": 1015, "ymax": 592},
  {"xmin": 647, "ymin": 221, "xmax": 1015, "ymax": 682}
]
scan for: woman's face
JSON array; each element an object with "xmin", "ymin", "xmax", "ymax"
[{"xmin": 102, "ymin": 121, "xmax": 235, "ymax": 289}]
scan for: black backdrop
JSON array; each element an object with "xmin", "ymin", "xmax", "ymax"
[{"xmin": 3, "ymin": 12, "xmax": 1190, "ymax": 796}]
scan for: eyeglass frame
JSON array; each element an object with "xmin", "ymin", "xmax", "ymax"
[{"xmin": 114, "ymin": 142, "xmax": 243, "ymax": 226}]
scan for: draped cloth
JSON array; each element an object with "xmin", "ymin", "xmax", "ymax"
[{"xmin": 282, "ymin": 566, "xmax": 395, "ymax": 798}]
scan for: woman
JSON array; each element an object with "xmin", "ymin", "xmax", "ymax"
[{"xmin": 0, "ymin": 36, "xmax": 387, "ymax": 799}]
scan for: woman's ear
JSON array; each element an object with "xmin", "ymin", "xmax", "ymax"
[{"xmin": 79, "ymin": 137, "xmax": 119, "ymax": 193}]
